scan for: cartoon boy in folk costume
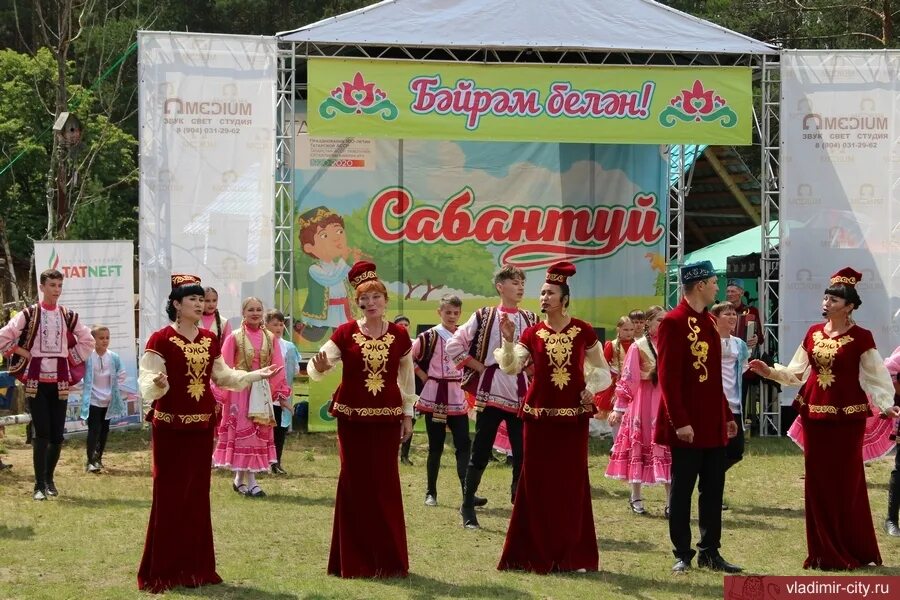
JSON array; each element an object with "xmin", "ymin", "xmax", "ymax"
[{"xmin": 296, "ymin": 206, "xmax": 359, "ymax": 343}]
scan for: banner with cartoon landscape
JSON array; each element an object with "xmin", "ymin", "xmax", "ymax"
[{"xmin": 292, "ymin": 102, "xmax": 668, "ymax": 429}]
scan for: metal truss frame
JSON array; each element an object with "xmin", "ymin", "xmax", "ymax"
[{"xmin": 275, "ymin": 42, "xmax": 779, "ymax": 404}]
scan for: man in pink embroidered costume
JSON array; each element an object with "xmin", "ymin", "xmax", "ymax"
[
  {"xmin": 0, "ymin": 268, "xmax": 94, "ymax": 501},
  {"xmin": 447, "ymin": 265, "xmax": 537, "ymax": 529},
  {"xmin": 309, "ymin": 261, "xmax": 417, "ymax": 578},
  {"xmin": 656, "ymin": 261, "xmax": 740, "ymax": 574},
  {"xmin": 137, "ymin": 274, "xmax": 282, "ymax": 593},
  {"xmin": 495, "ymin": 261, "xmax": 611, "ymax": 573},
  {"xmin": 750, "ymin": 267, "xmax": 900, "ymax": 569}
]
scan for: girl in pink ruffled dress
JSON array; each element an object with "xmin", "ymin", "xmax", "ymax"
[
  {"xmin": 605, "ymin": 305, "xmax": 672, "ymax": 516},
  {"xmin": 213, "ymin": 297, "xmax": 290, "ymax": 497}
]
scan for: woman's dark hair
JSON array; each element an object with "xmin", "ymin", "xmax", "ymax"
[
  {"xmin": 166, "ymin": 283, "xmax": 205, "ymax": 322},
  {"xmin": 824, "ymin": 283, "xmax": 862, "ymax": 310},
  {"xmin": 556, "ymin": 283, "xmax": 570, "ymax": 308}
]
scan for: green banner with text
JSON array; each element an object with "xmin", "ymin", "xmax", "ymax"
[{"xmin": 308, "ymin": 58, "xmax": 752, "ymax": 145}]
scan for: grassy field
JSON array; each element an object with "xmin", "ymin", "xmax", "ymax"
[{"xmin": 0, "ymin": 427, "xmax": 898, "ymax": 600}]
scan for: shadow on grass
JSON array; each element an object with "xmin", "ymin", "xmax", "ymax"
[
  {"xmin": 729, "ymin": 505, "xmax": 804, "ymax": 519},
  {"xmin": 591, "ymin": 486, "xmax": 629, "ymax": 500},
  {"xmin": 0, "ymin": 525, "xmax": 35, "ymax": 540},
  {"xmin": 178, "ymin": 582, "xmax": 298, "ymax": 599},
  {"xmin": 58, "ymin": 495, "xmax": 150, "ymax": 509},
  {"xmin": 373, "ymin": 572, "xmax": 534, "ymax": 600},
  {"xmin": 598, "ymin": 537, "xmax": 658, "ymax": 553},
  {"xmin": 721, "ymin": 516, "xmax": 782, "ymax": 531},
  {"xmin": 262, "ymin": 493, "xmax": 335, "ymax": 508},
  {"xmin": 566, "ymin": 570, "xmax": 723, "ymax": 599}
]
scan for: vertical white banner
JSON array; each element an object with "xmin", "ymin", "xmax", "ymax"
[
  {"xmin": 780, "ymin": 51, "xmax": 899, "ymax": 404},
  {"xmin": 138, "ymin": 32, "xmax": 277, "ymax": 345},
  {"xmin": 34, "ymin": 241, "xmax": 139, "ymax": 434}
]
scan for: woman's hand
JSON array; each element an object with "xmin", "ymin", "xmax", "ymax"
[
  {"xmin": 748, "ymin": 359, "xmax": 771, "ymax": 378},
  {"xmin": 579, "ymin": 389, "xmax": 594, "ymax": 407},
  {"xmin": 13, "ymin": 347, "xmax": 31, "ymax": 360},
  {"xmin": 499, "ymin": 313, "xmax": 516, "ymax": 342},
  {"xmin": 608, "ymin": 411, "xmax": 622, "ymax": 427},
  {"xmin": 255, "ymin": 364, "xmax": 284, "ymax": 379},
  {"xmin": 152, "ymin": 372, "xmax": 168, "ymax": 389},
  {"xmin": 884, "ymin": 405, "xmax": 900, "ymax": 418},
  {"xmin": 311, "ymin": 351, "xmax": 330, "ymax": 374},
  {"xmin": 400, "ymin": 416, "xmax": 413, "ymax": 442}
]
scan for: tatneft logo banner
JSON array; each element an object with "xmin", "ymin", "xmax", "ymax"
[
  {"xmin": 307, "ymin": 58, "xmax": 752, "ymax": 145},
  {"xmin": 779, "ymin": 51, "xmax": 899, "ymax": 406},
  {"xmin": 34, "ymin": 241, "xmax": 140, "ymax": 434}
]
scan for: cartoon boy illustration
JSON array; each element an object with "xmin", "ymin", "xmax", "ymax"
[{"xmin": 297, "ymin": 206, "xmax": 359, "ymax": 342}]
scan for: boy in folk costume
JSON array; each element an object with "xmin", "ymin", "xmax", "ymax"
[
  {"xmin": 447, "ymin": 265, "xmax": 537, "ymax": 529},
  {"xmin": 80, "ymin": 325, "xmax": 130, "ymax": 473},
  {"xmin": 413, "ymin": 295, "xmax": 470, "ymax": 506},
  {"xmin": 0, "ymin": 269, "xmax": 94, "ymax": 500}
]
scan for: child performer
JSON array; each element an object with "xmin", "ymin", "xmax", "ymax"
[
  {"xmin": 80, "ymin": 325, "xmax": 128, "ymax": 472},
  {"xmin": 201, "ymin": 287, "xmax": 232, "ymax": 342},
  {"xmin": 413, "ymin": 295, "xmax": 472, "ymax": 507},
  {"xmin": 265, "ymin": 309, "xmax": 301, "ymax": 475}
]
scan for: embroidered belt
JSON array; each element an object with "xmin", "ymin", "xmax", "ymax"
[
  {"xmin": 424, "ymin": 377, "xmax": 461, "ymax": 424},
  {"xmin": 153, "ymin": 410, "xmax": 212, "ymax": 424},
  {"xmin": 522, "ymin": 403, "xmax": 592, "ymax": 418},
  {"xmin": 806, "ymin": 403, "xmax": 868, "ymax": 416},
  {"xmin": 474, "ymin": 364, "xmax": 526, "ymax": 411},
  {"xmin": 331, "ymin": 401, "xmax": 403, "ymax": 418}
]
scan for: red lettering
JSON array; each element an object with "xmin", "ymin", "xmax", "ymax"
[{"xmin": 367, "ymin": 187, "xmax": 413, "ymax": 242}]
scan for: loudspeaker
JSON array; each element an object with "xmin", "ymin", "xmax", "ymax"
[{"xmin": 726, "ymin": 253, "xmax": 761, "ymax": 279}]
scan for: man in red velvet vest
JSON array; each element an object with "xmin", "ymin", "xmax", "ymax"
[{"xmin": 655, "ymin": 260, "xmax": 740, "ymax": 574}]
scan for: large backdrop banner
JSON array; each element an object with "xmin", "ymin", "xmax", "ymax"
[
  {"xmin": 308, "ymin": 58, "xmax": 753, "ymax": 145},
  {"xmin": 34, "ymin": 241, "xmax": 140, "ymax": 435},
  {"xmin": 137, "ymin": 32, "xmax": 277, "ymax": 343},
  {"xmin": 293, "ymin": 102, "xmax": 668, "ymax": 429},
  {"xmin": 780, "ymin": 50, "xmax": 899, "ymax": 405}
]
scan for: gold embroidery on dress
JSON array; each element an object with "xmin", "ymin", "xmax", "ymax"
[
  {"xmin": 352, "ymin": 332, "xmax": 396, "ymax": 395},
  {"xmin": 235, "ymin": 326, "xmax": 272, "ymax": 371},
  {"xmin": 536, "ymin": 325, "xmax": 582, "ymax": 389},
  {"xmin": 810, "ymin": 331, "xmax": 853, "ymax": 389},
  {"xmin": 687, "ymin": 317, "xmax": 709, "ymax": 382},
  {"xmin": 331, "ymin": 401, "xmax": 403, "ymax": 417},
  {"xmin": 808, "ymin": 404, "xmax": 838, "ymax": 415},
  {"xmin": 169, "ymin": 335, "xmax": 212, "ymax": 401},
  {"xmin": 842, "ymin": 403, "xmax": 868, "ymax": 415},
  {"xmin": 154, "ymin": 410, "xmax": 174, "ymax": 423},
  {"xmin": 179, "ymin": 413, "xmax": 212, "ymax": 424},
  {"xmin": 522, "ymin": 403, "xmax": 592, "ymax": 417}
]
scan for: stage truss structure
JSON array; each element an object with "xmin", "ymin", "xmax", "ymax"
[{"xmin": 274, "ymin": 44, "xmax": 780, "ymax": 435}]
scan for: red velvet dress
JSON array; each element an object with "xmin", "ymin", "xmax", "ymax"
[
  {"xmin": 792, "ymin": 323, "xmax": 882, "ymax": 570},
  {"xmin": 138, "ymin": 327, "xmax": 223, "ymax": 593},
  {"xmin": 498, "ymin": 319, "xmax": 600, "ymax": 573},
  {"xmin": 326, "ymin": 321, "xmax": 412, "ymax": 578}
]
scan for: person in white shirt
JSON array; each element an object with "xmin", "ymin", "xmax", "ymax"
[
  {"xmin": 80, "ymin": 325, "xmax": 128, "ymax": 473},
  {"xmin": 710, "ymin": 302, "xmax": 750, "ymax": 509}
]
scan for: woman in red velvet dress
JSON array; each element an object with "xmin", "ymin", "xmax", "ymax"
[
  {"xmin": 137, "ymin": 274, "xmax": 281, "ymax": 593},
  {"xmin": 750, "ymin": 267, "xmax": 900, "ymax": 570},
  {"xmin": 309, "ymin": 261, "xmax": 416, "ymax": 578},
  {"xmin": 495, "ymin": 261, "xmax": 611, "ymax": 573}
]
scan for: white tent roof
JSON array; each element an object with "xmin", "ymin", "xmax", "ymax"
[{"xmin": 278, "ymin": 0, "xmax": 777, "ymax": 55}]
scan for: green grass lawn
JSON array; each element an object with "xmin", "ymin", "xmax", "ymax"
[{"xmin": 1, "ymin": 428, "xmax": 898, "ymax": 599}]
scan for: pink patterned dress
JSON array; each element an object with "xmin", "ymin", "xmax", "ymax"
[
  {"xmin": 213, "ymin": 325, "xmax": 289, "ymax": 471},
  {"xmin": 605, "ymin": 336, "xmax": 672, "ymax": 484}
]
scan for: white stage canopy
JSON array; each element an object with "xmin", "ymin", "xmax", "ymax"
[{"xmin": 278, "ymin": 0, "xmax": 776, "ymax": 55}]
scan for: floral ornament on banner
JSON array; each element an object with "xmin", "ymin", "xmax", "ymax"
[
  {"xmin": 659, "ymin": 80, "xmax": 737, "ymax": 128},
  {"xmin": 319, "ymin": 72, "xmax": 399, "ymax": 121}
]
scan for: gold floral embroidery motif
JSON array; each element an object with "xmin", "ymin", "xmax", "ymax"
[
  {"xmin": 179, "ymin": 413, "xmax": 212, "ymax": 424},
  {"xmin": 810, "ymin": 331, "xmax": 854, "ymax": 389},
  {"xmin": 154, "ymin": 410, "xmax": 174, "ymax": 423},
  {"xmin": 842, "ymin": 403, "xmax": 868, "ymax": 415},
  {"xmin": 687, "ymin": 317, "xmax": 709, "ymax": 382},
  {"xmin": 536, "ymin": 325, "xmax": 582, "ymax": 389},
  {"xmin": 522, "ymin": 404, "xmax": 592, "ymax": 417},
  {"xmin": 331, "ymin": 401, "xmax": 403, "ymax": 417},
  {"xmin": 808, "ymin": 404, "xmax": 838, "ymax": 415},
  {"xmin": 169, "ymin": 335, "xmax": 212, "ymax": 401},
  {"xmin": 352, "ymin": 332, "xmax": 396, "ymax": 395}
]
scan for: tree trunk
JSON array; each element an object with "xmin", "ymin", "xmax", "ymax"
[
  {"xmin": 0, "ymin": 218, "xmax": 20, "ymax": 301},
  {"xmin": 883, "ymin": 0, "xmax": 893, "ymax": 47},
  {"xmin": 420, "ymin": 280, "xmax": 444, "ymax": 301},
  {"xmin": 405, "ymin": 280, "xmax": 422, "ymax": 300}
]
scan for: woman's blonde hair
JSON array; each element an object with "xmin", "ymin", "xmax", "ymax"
[{"xmin": 240, "ymin": 296, "xmax": 264, "ymax": 313}]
